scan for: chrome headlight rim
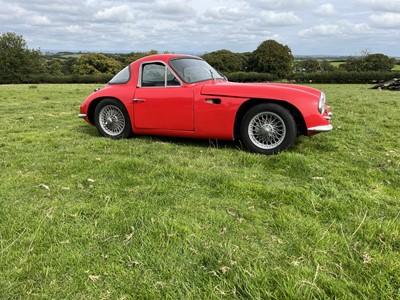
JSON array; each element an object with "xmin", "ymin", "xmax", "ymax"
[{"xmin": 318, "ymin": 92, "xmax": 326, "ymax": 115}]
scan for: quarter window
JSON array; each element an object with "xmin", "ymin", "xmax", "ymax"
[{"xmin": 108, "ymin": 66, "xmax": 130, "ymax": 84}]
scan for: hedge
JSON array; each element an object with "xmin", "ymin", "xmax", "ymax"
[
  {"xmin": 1, "ymin": 71, "xmax": 399, "ymax": 85},
  {"xmin": 289, "ymin": 71, "xmax": 400, "ymax": 84},
  {"xmin": 225, "ymin": 72, "xmax": 278, "ymax": 82},
  {"xmin": 226, "ymin": 71, "xmax": 400, "ymax": 84},
  {"xmin": 0, "ymin": 74, "xmax": 113, "ymax": 84}
]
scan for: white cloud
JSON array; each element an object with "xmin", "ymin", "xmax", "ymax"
[
  {"xmin": 205, "ymin": 7, "xmax": 248, "ymax": 22},
  {"xmin": 358, "ymin": 0, "xmax": 400, "ymax": 13},
  {"xmin": 313, "ymin": 4, "xmax": 337, "ymax": 16},
  {"xmin": 31, "ymin": 15, "xmax": 51, "ymax": 25},
  {"xmin": 260, "ymin": 10, "xmax": 302, "ymax": 26},
  {"xmin": 65, "ymin": 25, "xmax": 81, "ymax": 33},
  {"xmin": 94, "ymin": 5, "xmax": 134, "ymax": 22},
  {"xmin": 254, "ymin": 0, "xmax": 312, "ymax": 9},
  {"xmin": 299, "ymin": 24, "xmax": 341, "ymax": 37},
  {"xmin": 369, "ymin": 12, "xmax": 400, "ymax": 28},
  {"xmin": 0, "ymin": 0, "xmax": 399, "ymax": 56},
  {"xmin": 299, "ymin": 22, "xmax": 371, "ymax": 38},
  {"xmin": 153, "ymin": 0, "xmax": 194, "ymax": 15}
]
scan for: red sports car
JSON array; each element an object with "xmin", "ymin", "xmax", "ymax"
[{"xmin": 79, "ymin": 54, "xmax": 332, "ymax": 154}]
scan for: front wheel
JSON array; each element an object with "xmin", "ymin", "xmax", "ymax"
[
  {"xmin": 240, "ymin": 103, "xmax": 297, "ymax": 154},
  {"xmin": 94, "ymin": 99, "xmax": 131, "ymax": 139}
]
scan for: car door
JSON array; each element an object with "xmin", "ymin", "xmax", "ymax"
[{"xmin": 133, "ymin": 62, "xmax": 194, "ymax": 131}]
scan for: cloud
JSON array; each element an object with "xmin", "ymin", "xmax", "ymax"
[
  {"xmin": 299, "ymin": 24, "xmax": 341, "ymax": 37},
  {"xmin": 299, "ymin": 22, "xmax": 370, "ymax": 38},
  {"xmin": 358, "ymin": 0, "xmax": 400, "ymax": 13},
  {"xmin": 0, "ymin": 0, "xmax": 399, "ymax": 56},
  {"xmin": 259, "ymin": 10, "xmax": 302, "ymax": 26},
  {"xmin": 313, "ymin": 4, "xmax": 337, "ymax": 16},
  {"xmin": 205, "ymin": 6, "xmax": 249, "ymax": 22},
  {"xmin": 369, "ymin": 12, "xmax": 400, "ymax": 28},
  {"xmin": 254, "ymin": 0, "xmax": 312, "ymax": 10},
  {"xmin": 153, "ymin": 0, "xmax": 195, "ymax": 15},
  {"xmin": 94, "ymin": 5, "xmax": 134, "ymax": 22},
  {"xmin": 65, "ymin": 25, "xmax": 82, "ymax": 33},
  {"xmin": 31, "ymin": 15, "xmax": 51, "ymax": 25}
]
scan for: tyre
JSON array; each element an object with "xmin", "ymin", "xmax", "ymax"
[
  {"xmin": 240, "ymin": 103, "xmax": 297, "ymax": 154},
  {"xmin": 94, "ymin": 98, "xmax": 131, "ymax": 139}
]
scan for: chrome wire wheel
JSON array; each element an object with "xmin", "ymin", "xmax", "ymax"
[
  {"xmin": 248, "ymin": 111, "xmax": 286, "ymax": 150},
  {"xmin": 98, "ymin": 105, "xmax": 126, "ymax": 137}
]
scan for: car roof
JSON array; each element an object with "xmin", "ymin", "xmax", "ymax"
[{"xmin": 133, "ymin": 53, "xmax": 201, "ymax": 65}]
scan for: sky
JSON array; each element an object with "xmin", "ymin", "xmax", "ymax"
[{"xmin": 1, "ymin": 0, "xmax": 399, "ymax": 56}]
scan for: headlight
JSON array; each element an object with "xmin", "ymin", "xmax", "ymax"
[{"xmin": 318, "ymin": 92, "xmax": 326, "ymax": 114}]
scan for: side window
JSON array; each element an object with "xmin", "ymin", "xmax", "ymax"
[
  {"xmin": 141, "ymin": 62, "xmax": 181, "ymax": 87},
  {"xmin": 142, "ymin": 63, "xmax": 165, "ymax": 87}
]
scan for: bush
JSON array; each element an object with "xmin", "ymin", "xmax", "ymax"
[
  {"xmin": 2, "ymin": 70, "xmax": 399, "ymax": 85},
  {"xmin": 290, "ymin": 71, "xmax": 400, "ymax": 84},
  {"xmin": 226, "ymin": 72, "xmax": 277, "ymax": 82},
  {"xmin": 0, "ymin": 74, "xmax": 113, "ymax": 84}
]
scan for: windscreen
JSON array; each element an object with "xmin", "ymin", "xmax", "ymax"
[{"xmin": 170, "ymin": 58, "xmax": 225, "ymax": 84}]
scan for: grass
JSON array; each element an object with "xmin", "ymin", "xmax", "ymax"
[{"xmin": 0, "ymin": 84, "xmax": 399, "ymax": 299}]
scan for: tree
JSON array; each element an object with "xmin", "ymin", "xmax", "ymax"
[
  {"xmin": 294, "ymin": 59, "xmax": 320, "ymax": 73},
  {"xmin": 202, "ymin": 50, "xmax": 247, "ymax": 73},
  {"xmin": 0, "ymin": 32, "xmax": 43, "ymax": 81},
  {"xmin": 294, "ymin": 59, "xmax": 335, "ymax": 73},
  {"xmin": 340, "ymin": 53, "xmax": 395, "ymax": 72},
  {"xmin": 249, "ymin": 40, "xmax": 294, "ymax": 77},
  {"xmin": 45, "ymin": 59, "xmax": 64, "ymax": 76},
  {"xmin": 72, "ymin": 53, "xmax": 122, "ymax": 75},
  {"xmin": 115, "ymin": 50, "xmax": 159, "ymax": 66},
  {"xmin": 339, "ymin": 56, "xmax": 364, "ymax": 72},
  {"xmin": 319, "ymin": 60, "xmax": 335, "ymax": 72},
  {"xmin": 364, "ymin": 54, "xmax": 396, "ymax": 72}
]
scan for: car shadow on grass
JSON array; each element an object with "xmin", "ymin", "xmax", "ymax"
[
  {"xmin": 142, "ymin": 135, "xmax": 244, "ymax": 152},
  {"xmin": 77, "ymin": 124, "xmax": 243, "ymax": 152},
  {"xmin": 77, "ymin": 125, "xmax": 336, "ymax": 155}
]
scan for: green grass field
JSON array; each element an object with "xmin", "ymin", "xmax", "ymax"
[
  {"xmin": 392, "ymin": 65, "xmax": 400, "ymax": 71},
  {"xmin": 0, "ymin": 84, "xmax": 399, "ymax": 299}
]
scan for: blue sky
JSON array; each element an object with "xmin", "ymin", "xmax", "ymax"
[{"xmin": 1, "ymin": 0, "xmax": 399, "ymax": 56}]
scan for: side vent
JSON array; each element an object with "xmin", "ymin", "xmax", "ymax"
[{"xmin": 205, "ymin": 98, "xmax": 222, "ymax": 104}]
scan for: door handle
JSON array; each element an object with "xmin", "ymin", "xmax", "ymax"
[{"xmin": 133, "ymin": 98, "xmax": 146, "ymax": 103}]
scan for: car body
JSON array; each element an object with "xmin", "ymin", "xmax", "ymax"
[{"xmin": 79, "ymin": 54, "xmax": 332, "ymax": 154}]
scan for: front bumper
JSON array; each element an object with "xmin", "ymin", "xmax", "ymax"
[
  {"xmin": 308, "ymin": 106, "xmax": 333, "ymax": 132},
  {"xmin": 78, "ymin": 114, "xmax": 87, "ymax": 118},
  {"xmin": 308, "ymin": 124, "xmax": 333, "ymax": 132}
]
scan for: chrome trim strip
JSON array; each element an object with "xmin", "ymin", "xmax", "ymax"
[
  {"xmin": 308, "ymin": 124, "xmax": 333, "ymax": 132},
  {"xmin": 78, "ymin": 114, "xmax": 87, "ymax": 118}
]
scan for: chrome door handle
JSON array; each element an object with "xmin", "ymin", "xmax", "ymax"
[{"xmin": 133, "ymin": 98, "xmax": 146, "ymax": 103}]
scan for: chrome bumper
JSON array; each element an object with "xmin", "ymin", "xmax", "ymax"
[
  {"xmin": 308, "ymin": 124, "xmax": 333, "ymax": 132},
  {"xmin": 324, "ymin": 111, "xmax": 333, "ymax": 121},
  {"xmin": 78, "ymin": 114, "xmax": 87, "ymax": 118}
]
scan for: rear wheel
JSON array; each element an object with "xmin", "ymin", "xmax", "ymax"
[
  {"xmin": 94, "ymin": 99, "xmax": 131, "ymax": 139},
  {"xmin": 240, "ymin": 103, "xmax": 297, "ymax": 154}
]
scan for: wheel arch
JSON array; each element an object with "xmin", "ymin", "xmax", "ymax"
[
  {"xmin": 234, "ymin": 98, "xmax": 307, "ymax": 139},
  {"xmin": 87, "ymin": 97, "xmax": 126, "ymax": 126}
]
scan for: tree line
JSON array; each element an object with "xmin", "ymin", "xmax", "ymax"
[{"xmin": 0, "ymin": 32, "xmax": 399, "ymax": 84}]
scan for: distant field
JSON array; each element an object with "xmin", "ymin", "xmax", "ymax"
[
  {"xmin": 330, "ymin": 61, "xmax": 344, "ymax": 68},
  {"xmin": 0, "ymin": 84, "xmax": 399, "ymax": 299}
]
